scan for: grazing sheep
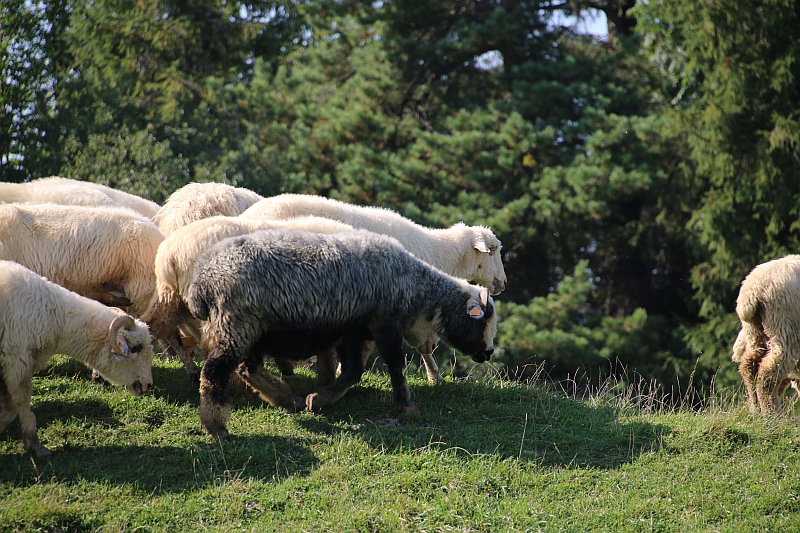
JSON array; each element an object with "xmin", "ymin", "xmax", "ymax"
[
  {"xmin": 141, "ymin": 215, "xmax": 355, "ymax": 384},
  {"xmin": 241, "ymin": 193, "xmax": 507, "ymax": 382},
  {"xmin": 152, "ymin": 182, "xmax": 263, "ymax": 236},
  {"xmin": 0, "ymin": 176, "xmax": 160, "ymax": 219},
  {"xmin": 0, "ymin": 204, "xmax": 164, "ymax": 317},
  {"xmin": 186, "ymin": 228, "xmax": 497, "ymax": 440},
  {"xmin": 733, "ymin": 255, "xmax": 800, "ymax": 415},
  {"xmin": 0, "ymin": 260, "xmax": 154, "ymax": 457}
]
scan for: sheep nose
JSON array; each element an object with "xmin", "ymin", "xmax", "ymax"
[{"xmin": 491, "ymin": 278, "xmax": 506, "ymax": 295}]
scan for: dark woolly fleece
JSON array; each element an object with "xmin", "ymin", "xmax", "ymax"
[{"xmin": 187, "ymin": 228, "xmax": 494, "ymax": 404}]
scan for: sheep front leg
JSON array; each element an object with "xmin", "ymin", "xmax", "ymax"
[
  {"xmin": 0, "ymin": 406, "xmax": 17, "ymax": 435},
  {"xmin": 7, "ymin": 376, "xmax": 50, "ymax": 457},
  {"xmin": 376, "ymin": 332, "xmax": 419, "ymax": 414}
]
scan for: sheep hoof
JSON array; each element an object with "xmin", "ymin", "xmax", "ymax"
[
  {"xmin": 427, "ymin": 372, "xmax": 444, "ymax": 384},
  {"xmin": 397, "ymin": 402, "xmax": 420, "ymax": 415},
  {"xmin": 26, "ymin": 441, "xmax": 52, "ymax": 458},
  {"xmin": 305, "ymin": 392, "xmax": 326, "ymax": 412},
  {"xmin": 205, "ymin": 426, "xmax": 229, "ymax": 441}
]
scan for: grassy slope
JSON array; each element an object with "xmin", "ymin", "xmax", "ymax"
[{"xmin": 1, "ymin": 356, "xmax": 800, "ymax": 532}]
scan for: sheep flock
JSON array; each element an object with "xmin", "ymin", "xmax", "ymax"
[{"xmin": 1, "ymin": 177, "xmax": 508, "ymax": 451}]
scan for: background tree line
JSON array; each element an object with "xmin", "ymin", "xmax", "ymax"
[{"xmin": 3, "ymin": 0, "xmax": 799, "ymax": 397}]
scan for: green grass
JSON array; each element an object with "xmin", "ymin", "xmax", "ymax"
[{"xmin": 2, "ymin": 355, "xmax": 800, "ymax": 532}]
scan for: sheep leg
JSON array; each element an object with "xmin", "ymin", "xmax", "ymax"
[
  {"xmin": 376, "ymin": 330, "xmax": 419, "ymax": 414},
  {"xmin": 236, "ymin": 358, "xmax": 305, "ymax": 412},
  {"xmin": 198, "ymin": 343, "xmax": 242, "ymax": 441},
  {"xmin": 5, "ymin": 373, "xmax": 50, "ymax": 457},
  {"xmin": 421, "ymin": 352, "xmax": 442, "ymax": 384},
  {"xmin": 737, "ymin": 350, "xmax": 761, "ymax": 413},
  {"xmin": 305, "ymin": 340, "xmax": 369, "ymax": 411},
  {"xmin": 164, "ymin": 331, "xmax": 201, "ymax": 386},
  {"xmin": 271, "ymin": 357, "xmax": 296, "ymax": 376},
  {"xmin": 315, "ymin": 348, "xmax": 339, "ymax": 387},
  {"xmin": 757, "ymin": 334, "xmax": 799, "ymax": 416}
]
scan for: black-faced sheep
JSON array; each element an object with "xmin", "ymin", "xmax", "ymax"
[
  {"xmin": 141, "ymin": 215, "xmax": 354, "ymax": 384},
  {"xmin": 186, "ymin": 229, "xmax": 497, "ymax": 440},
  {"xmin": 0, "ymin": 260, "xmax": 154, "ymax": 457},
  {"xmin": 152, "ymin": 182, "xmax": 263, "ymax": 236},
  {"xmin": 733, "ymin": 255, "xmax": 800, "ymax": 415},
  {"xmin": 0, "ymin": 203, "xmax": 164, "ymax": 317},
  {"xmin": 240, "ymin": 193, "xmax": 507, "ymax": 383},
  {"xmin": 0, "ymin": 176, "xmax": 160, "ymax": 219}
]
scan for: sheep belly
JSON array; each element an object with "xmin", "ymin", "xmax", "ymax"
[{"xmin": 253, "ymin": 324, "xmax": 372, "ymax": 363}]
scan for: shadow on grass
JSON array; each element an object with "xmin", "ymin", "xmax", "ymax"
[
  {"xmin": 0, "ymin": 434, "xmax": 318, "ymax": 492},
  {"xmin": 296, "ymin": 373, "xmax": 674, "ymax": 470}
]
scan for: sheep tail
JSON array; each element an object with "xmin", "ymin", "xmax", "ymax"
[
  {"xmin": 736, "ymin": 285, "xmax": 761, "ymax": 324},
  {"xmin": 186, "ymin": 286, "xmax": 210, "ymax": 322}
]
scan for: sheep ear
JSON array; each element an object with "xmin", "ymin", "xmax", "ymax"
[
  {"xmin": 116, "ymin": 336, "xmax": 130, "ymax": 358},
  {"xmin": 473, "ymin": 236, "xmax": 490, "ymax": 254},
  {"xmin": 467, "ymin": 302, "xmax": 484, "ymax": 319}
]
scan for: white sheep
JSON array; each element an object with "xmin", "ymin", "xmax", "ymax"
[
  {"xmin": 733, "ymin": 255, "xmax": 800, "ymax": 415},
  {"xmin": 141, "ymin": 214, "xmax": 355, "ymax": 384},
  {"xmin": 0, "ymin": 176, "xmax": 160, "ymax": 219},
  {"xmin": 0, "ymin": 260, "xmax": 155, "ymax": 457},
  {"xmin": 240, "ymin": 193, "xmax": 507, "ymax": 382},
  {"xmin": 0, "ymin": 203, "xmax": 164, "ymax": 317},
  {"xmin": 152, "ymin": 182, "xmax": 263, "ymax": 236}
]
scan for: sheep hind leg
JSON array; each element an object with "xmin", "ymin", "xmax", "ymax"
[
  {"xmin": 236, "ymin": 359, "xmax": 305, "ymax": 412},
  {"xmin": 306, "ymin": 340, "xmax": 369, "ymax": 411},
  {"xmin": 198, "ymin": 344, "xmax": 242, "ymax": 441},
  {"xmin": 757, "ymin": 335, "xmax": 799, "ymax": 416},
  {"xmin": 737, "ymin": 349, "xmax": 761, "ymax": 413}
]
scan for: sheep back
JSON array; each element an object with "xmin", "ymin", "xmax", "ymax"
[
  {"xmin": 0, "ymin": 176, "xmax": 160, "ymax": 219},
  {"xmin": 153, "ymin": 182, "xmax": 263, "ymax": 236},
  {"xmin": 240, "ymin": 193, "xmax": 507, "ymax": 294},
  {"xmin": 0, "ymin": 203, "xmax": 164, "ymax": 316}
]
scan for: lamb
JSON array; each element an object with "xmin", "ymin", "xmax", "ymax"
[
  {"xmin": 0, "ymin": 203, "xmax": 164, "ymax": 317},
  {"xmin": 0, "ymin": 176, "xmax": 160, "ymax": 219},
  {"xmin": 0, "ymin": 260, "xmax": 154, "ymax": 457},
  {"xmin": 186, "ymin": 228, "xmax": 497, "ymax": 440},
  {"xmin": 732, "ymin": 255, "xmax": 800, "ymax": 415},
  {"xmin": 240, "ymin": 193, "xmax": 507, "ymax": 382},
  {"xmin": 152, "ymin": 182, "xmax": 263, "ymax": 236},
  {"xmin": 141, "ymin": 215, "xmax": 355, "ymax": 384}
]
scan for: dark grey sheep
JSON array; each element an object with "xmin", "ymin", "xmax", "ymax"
[{"xmin": 187, "ymin": 228, "xmax": 497, "ymax": 440}]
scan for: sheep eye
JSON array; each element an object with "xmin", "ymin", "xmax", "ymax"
[
  {"xmin": 130, "ymin": 344, "xmax": 142, "ymax": 354},
  {"xmin": 488, "ymin": 246, "xmax": 497, "ymax": 255}
]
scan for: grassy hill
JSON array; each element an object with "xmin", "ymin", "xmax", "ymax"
[{"xmin": 2, "ymin": 355, "xmax": 799, "ymax": 532}]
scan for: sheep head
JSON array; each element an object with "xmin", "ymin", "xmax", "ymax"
[
  {"xmin": 94, "ymin": 313, "xmax": 155, "ymax": 397},
  {"xmin": 470, "ymin": 229, "xmax": 507, "ymax": 295}
]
